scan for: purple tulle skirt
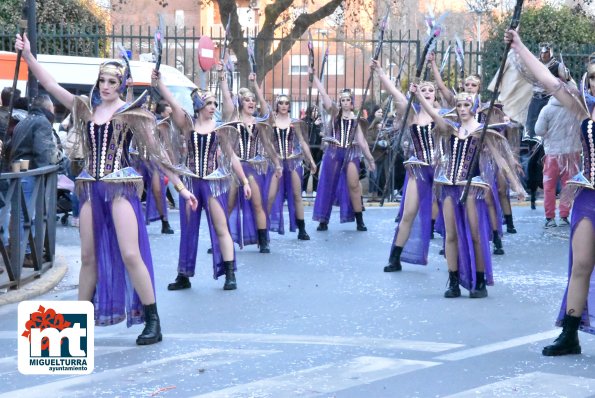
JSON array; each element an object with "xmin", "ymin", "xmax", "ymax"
[
  {"xmin": 139, "ymin": 162, "xmax": 168, "ymax": 223},
  {"xmin": 391, "ymin": 165, "xmax": 434, "ymax": 265},
  {"xmin": 313, "ymin": 146, "xmax": 360, "ymax": 224},
  {"xmin": 229, "ymin": 162, "xmax": 268, "ymax": 248},
  {"xmin": 178, "ymin": 178, "xmax": 234, "ymax": 280},
  {"xmin": 487, "ymin": 165, "xmax": 504, "ymax": 238},
  {"xmin": 269, "ymin": 160, "xmax": 303, "ymax": 235},
  {"xmin": 556, "ymin": 189, "xmax": 595, "ymax": 334},
  {"xmin": 77, "ymin": 181, "xmax": 154, "ymax": 327},
  {"xmin": 441, "ymin": 185, "xmax": 493, "ymax": 291}
]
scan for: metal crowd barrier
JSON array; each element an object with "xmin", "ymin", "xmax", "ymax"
[{"xmin": 0, "ymin": 165, "xmax": 58, "ymax": 290}]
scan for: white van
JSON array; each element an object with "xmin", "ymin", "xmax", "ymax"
[{"xmin": 0, "ymin": 52, "xmax": 197, "ymax": 119}]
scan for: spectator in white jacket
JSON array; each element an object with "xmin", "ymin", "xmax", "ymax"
[{"xmin": 535, "ymin": 94, "xmax": 582, "ymax": 228}]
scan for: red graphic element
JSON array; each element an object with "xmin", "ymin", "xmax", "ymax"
[{"xmin": 21, "ymin": 305, "xmax": 72, "ymax": 350}]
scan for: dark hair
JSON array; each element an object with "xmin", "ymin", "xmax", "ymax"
[
  {"xmin": 31, "ymin": 94, "xmax": 53, "ymax": 109},
  {"xmin": 1, "ymin": 87, "xmax": 21, "ymax": 106},
  {"xmin": 14, "ymin": 97, "xmax": 29, "ymax": 111},
  {"xmin": 155, "ymin": 101, "xmax": 170, "ymax": 115}
]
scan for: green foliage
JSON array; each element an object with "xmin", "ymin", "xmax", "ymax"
[
  {"xmin": 482, "ymin": 4, "xmax": 595, "ymax": 87},
  {"xmin": 0, "ymin": 0, "xmax": 109, "ymax": 56}
]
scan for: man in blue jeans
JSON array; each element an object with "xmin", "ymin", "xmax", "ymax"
[{"xmin": 8, "ymin": 94, "xmax": 56, "ymax": 266}]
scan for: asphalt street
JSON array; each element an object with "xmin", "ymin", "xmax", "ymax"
[{"xmin": 0, "ymin": 203, "xmax": 593, "ymax": 397}]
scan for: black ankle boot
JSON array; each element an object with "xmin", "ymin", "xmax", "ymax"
[
  {"xmin": 504, "ymin": 214, "xmax": 517, "ymax": 234},
  {"xmin": 161, "ymin": 217, "xmax": 174, "ymax": 234},
  {"xmin": 136, "ymin": 303, "xmax": 162, "ymax": 345},
  {"xmin": 355, "ymin": 212, "xmax": 367, "ymax": 231},
  {"xmin": 493, "ymin": 231, "xmax": 504, "ymax": 255},
  {"xmin": 530, "ymin": 190, "xmax": 536, "ymax": 210},
  {"xmin": 542, "ymin": 314, "xmax": 582, "ymax": 356},
  {"xmin": 469, "ymin": 272, "xmax": 488, "ymax": 298},
  {"xmin": 444, "ymin": 270, "xmax": 461, "ymax": 298},
  {"xmin": 384, "ymin": 246, "xmax": 402, "ymax": 272},
  {"xmin": 316, "ymin": 222, "xmax": 328, "ymax": 231},
  {"xmin": 167, "ymin": 273, "xmax": 191, "ymax": 291},
  {"xmin": 223, "ymin": 261, "xmax": 237, "ymax": 290},
  {"xmin": 296, "ymin": 219, "xmax": 310, "ymax": 240},
  {"xmin": 257, "ymin": 229, "xmax": 270, "ymax": 253}
]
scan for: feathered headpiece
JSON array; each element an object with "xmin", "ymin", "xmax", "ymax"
[
  {"xmin": 191, "ymin": 88, "xmax": 216, "ymax": 113},
  {"xmin": 464, "ymin": 74, "xmax": 481, "ymax": 87},
  {"xmin": 455, "ymin": 92, "xmax": 480, "ymax": 114},
  {"xmin": 90, "ymin": 59, "xmax": 130, "ymax": 108}
]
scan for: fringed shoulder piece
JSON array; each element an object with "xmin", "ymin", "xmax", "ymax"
[
  {"xmin": 113, "ymin": 106, "xmax": 177, "ymax": 175},
  {"xmin": 482, "ymin": 128, "xmax": 526, "ymax": 197}
]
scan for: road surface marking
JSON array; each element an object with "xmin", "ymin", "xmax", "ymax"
[
  {"xmin": 192, "ymin": 356, "xmax": 440, "ymax": 398},
  {"xmin": 444, "ymin": 372, "xmax": 595, "ymax": 397},
  {"xmin": 435, "ymin": 329, "xmax": 560, "ymax": 361},
  {"xmin": 162, "ymin": 332, "xmax": 464, "ymax": 352},
  {"xmin": 0, "ymin": 348, "xmax": 279, "ymax": 397}
]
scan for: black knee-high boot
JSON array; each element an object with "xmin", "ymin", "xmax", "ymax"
[
  {"xmin": 431, "ymin": 219, "xmax": 436, "ymax": 239},
  {"xmin": 384, "ymin": 246, "xmax": 402, "ymax": 272},
  {"xmin": 469, "ymin": 271, "xmax": 488, "ymax": 298},
  {"xmin": 504, "ymin": 214, "xmax": 517, "ymax": 234},
  {"xmin": 542, "ymin": 314, "xmax": 582, "ymax": 356},
  {"xmin": 296, "ymin": 219, "xmax": 310, "ymax": 240},
  {"xmin": 223, "ymin": 261, "xmax": 237, "ymax": 290},
  {"xmin": 258, "ymin": 229, "xmax": 270, "ymax": 253},
  {"xmin": 492, "ymin": 231, "xmax": 504, "ymax": 255},
  {"xmin": 444, "ymin": 271, "xmax": 461, "ymax": 298},
  {"xmin": 355, "ymin": 212, "xmax": 367, "ymax": 231},
  {"xmin": 136, "ymin": 303, "xmax": 162, "ymax": 345}
]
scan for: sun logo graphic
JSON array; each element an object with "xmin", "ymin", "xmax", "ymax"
[{"xmin": 18, "ymin": 301, "xmax": 94, "ymax": 375}]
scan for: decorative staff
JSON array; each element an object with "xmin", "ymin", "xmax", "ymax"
[
  {"xmin": 380, "ymin": 16, "xmax": 444, "ymax": 206},
  {"xmin": 314, "ymin": 42, "xmax": 329, "ymax": 106},
  {"xmin": 147, "ymin": 14, "xmax": 164, "ymax": 111},
  {"xmin": 247, "ymin": 35, "xmax": 256, "ymax": 75},
  {"xmin": 215, "ymin": 14, "xmax": 231, "ymax": 98},
  {"xmin": 440, "ymin": 45, "xmax": 451, "ymax": 74},
  {"xmin": 356, "ymin": 13, "xmax": 389, "ymax": 119},
  {"xmin": 454, "ymin": 35, "xmax": 465, "ymax": 89},
  {"xmin": 460, "ymin": 0, "xmax": 524, "ymax": 204},
  {"xmin": 306, "ymin": 29, "xmax": 315, "ymax": 122},
  {"xmin": 0, "ymin": 3, "xmax": 28, "ymax": 166}
]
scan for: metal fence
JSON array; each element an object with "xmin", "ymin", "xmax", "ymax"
[
  {"xmin": 0, "ymin": 165, "xmax": 58, "ymax": 290},
  {"xmin": 1, "ymin": 24, "xmax": 593, "ymax": 109}
]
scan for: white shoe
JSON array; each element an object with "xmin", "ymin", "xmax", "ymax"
[
  {"xmin": 302, "ymin": 191, "xmax": 307, "ymax": 197},
  {"xmin": 312, "ymin": 191, "xmax": 317, "ymax": 197},
  {"xmin": 544, "ymin": 218, "xmax": 557, "ymax": 228}
]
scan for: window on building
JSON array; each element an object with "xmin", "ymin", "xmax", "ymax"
[
  {"xmin": 175, "ymin": 10, "xmax": 185, "ymax": 29},
  {"xmin": 290, "ymin": 55, "xmax": 309, "ymax": 75},
  {"xmin": 326, "ymin": 55, "xmax": 345, "ymax": 76}
]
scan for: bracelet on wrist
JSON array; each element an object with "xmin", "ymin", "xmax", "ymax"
[{"xmin": 174, "ymin": 182, "xmax": 186, "ymax": 193}]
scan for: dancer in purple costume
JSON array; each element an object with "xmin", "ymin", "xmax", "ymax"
[
  {"xmin": 506, "ymin": 29, "xmax": 595, "ymax": 356},
  {"xmin": 369, "ymin": 60, "xmax": 440, "ymax": 271},
  {"xmin": 220, "ymin": 71, "xmax": 281, "ymax": 253},
  {"xmin": 266, "ymin": 94, "xmax": 317, "ymax": 240},
  {"xmin": 429, "ymin": 52, "xmax": 514, "ymax": 254},
  {"xmin": 142, "ymin": 101, "xmax": 175, "ymax": 234},
  {"xmin": 152, "ymin": 69, "xmax": 252, "ymax": 291},
  {"xmin": 415, "ymin": 84, "xmax": 524, "ymax": 299},
  {"xmin": 310, "ymin": 68, "xmax": 376, "ymax": 231},
  {"xmin": 15, "ymin": 34, "xmax": 198, "ymax": 345}
]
